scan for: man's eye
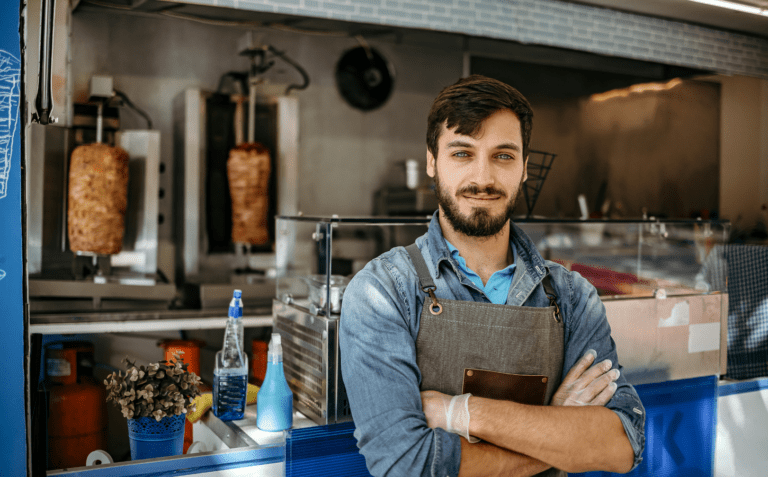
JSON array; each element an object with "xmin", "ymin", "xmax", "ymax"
[
  {"xmin": 496, "ymin": 154, "xmax": 514, "ymax": 160},
  {"xmin": 453, "ymin": 151, "xmax": 470, "ymax": 158}
]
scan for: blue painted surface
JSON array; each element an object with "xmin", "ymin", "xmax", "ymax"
[
  {"xmin": 286, "ymin": 422, "xmax": 371, "ymax": 477},
  {"xmin": 0, "ymin": 0, "xmax": 26, "ymax": 475},
  {"xmin": 718, "ymin": 376, "xmax": 768, "ymax": 397},
  {"xmin": 572, "ymin": 376, "xmax": 718, "ymax": 477}
]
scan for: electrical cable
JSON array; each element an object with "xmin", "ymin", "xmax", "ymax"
[
  {"xmin": 267, "ymin": 46, "xmax": 310, "ymax": 95},
  {"xmin": 113, "ymin": 89, "xmax": 153, "ymax": 129}
]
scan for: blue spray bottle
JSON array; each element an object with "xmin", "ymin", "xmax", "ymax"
[{"xmin": 256, "ymin": 333, "xmax": 293, "ymax": 431}]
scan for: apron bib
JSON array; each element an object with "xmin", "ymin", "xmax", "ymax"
[{"xmin": 406, "ymin": 244, "xmax": 566, "ymax": 477}]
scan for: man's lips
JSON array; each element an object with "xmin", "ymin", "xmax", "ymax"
[{"xmin": 462, "ymin": 195, "xmax": 502, "ymax": 201}]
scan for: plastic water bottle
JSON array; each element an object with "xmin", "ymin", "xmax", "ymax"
[
  {"xmin": 256, "ymin": 333, "xmax": 293, "ymax": 431},
  {"xmin": 213, "ymin": 290, "xmax": 248, "ymax": 421}
]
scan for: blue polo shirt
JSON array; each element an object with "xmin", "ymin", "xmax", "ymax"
[{"xmin": 444, "ymin": 239, "xmax": 517, "ymax": 305}]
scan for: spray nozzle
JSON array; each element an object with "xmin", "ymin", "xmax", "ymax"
[
  {"xmin": 268, "ymin": 333, "xmax": 283, "ymax": 359},
  {"xmin": 229, "ymin": 289, "xmax": 243, "ymax": 319}
]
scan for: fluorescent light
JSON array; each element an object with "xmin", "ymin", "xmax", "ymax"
[
  {"xmin": 687, "ymin": 0, "xmax": 768, "ymax": 16},
  {"xmin": 590, "ymin": 78, "xmax": 683, "ymax": 102}
]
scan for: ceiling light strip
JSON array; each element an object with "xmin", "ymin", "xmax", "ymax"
[{"xmin": 688, "ymin": 0, "xmax": 768, "ymax": 16}]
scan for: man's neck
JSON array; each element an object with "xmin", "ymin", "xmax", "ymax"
[{"xmin": 438, "ymin": 209, "xmax": 513, "ymax": 285}]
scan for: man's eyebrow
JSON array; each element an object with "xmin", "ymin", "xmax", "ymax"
[
  {"xmin": 446, "ymin": 140, "xmax": 474, "ymax": 148},
  {"xmin": 445, "ymin": 140, "xmax": 521, "ymax": 151},
  {"xmin": 496, "ymin": 143, "xmax": 521, "ymax": 152}
]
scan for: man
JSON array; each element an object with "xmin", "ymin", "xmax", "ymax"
[{"xmin": 339, "ymin": 75, "xmax": 645, "ymax": 476}]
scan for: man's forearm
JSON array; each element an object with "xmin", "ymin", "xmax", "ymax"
[
  {"xmin": 468, "ymin": 397, "xmax": 634, "ymax": 473},
  {"xmin": 459, "ymin": 438, "xmax": 550, "ymax": 477}
]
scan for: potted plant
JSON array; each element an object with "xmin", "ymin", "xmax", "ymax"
[{"xmin": 104, "ymin": 353, "xmax": 202, "ymax": 460}]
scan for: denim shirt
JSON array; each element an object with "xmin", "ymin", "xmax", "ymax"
[{"xmin": 339, "ymin": 213, "xmax": 646, "ymax": 477}]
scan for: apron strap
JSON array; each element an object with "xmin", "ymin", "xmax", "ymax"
[
  {"xmin": 541, "ymin": 271, "xmax": 562, "ymax": 322},
  {"xmin": 405, "ymin": 243, "xmax": 435, "ymax": 291}
]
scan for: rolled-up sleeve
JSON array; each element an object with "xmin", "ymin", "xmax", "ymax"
[
  {"xmin": 562, "ymin": 269, "xmax": 646, "ymax": 471},
  {"xmin": 340, "ymin": 259, "xmax": 462, "ymax": 477}
]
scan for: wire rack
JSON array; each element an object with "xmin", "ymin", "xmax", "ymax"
[{"xmin": 522, "ymin": 150, "xmax": 556, "ymax": 218}]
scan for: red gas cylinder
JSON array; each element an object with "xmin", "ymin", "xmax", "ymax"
[
  {"xmin": 47, "ymin": 378, "xmax": 107, "ymax": 469},
  {"xmin": 159, "ymin": 339, "xmax": 205, "ymax": 453}
]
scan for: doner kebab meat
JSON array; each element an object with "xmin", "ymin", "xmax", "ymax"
[
  {"xmin": 68, "ymin": 143, "xmax": 129, "ymax": 255},
  {"xmin": 228, "ymin": 142, "xmax": 271, "ymax": 245}
]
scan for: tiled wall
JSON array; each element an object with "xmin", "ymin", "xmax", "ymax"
[{"xmin": 189, "ymin": 0, "xmax": 768, "ymax": 79}]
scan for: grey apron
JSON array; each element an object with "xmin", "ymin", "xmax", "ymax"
[{"xmin": 407, "ymin": 244, "xmax": 566, "ymax": 477}]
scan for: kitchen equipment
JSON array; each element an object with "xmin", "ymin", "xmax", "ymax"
[
  {"xmin": 173, "ymin": 87, "xmax": 298, "ymax": 309},
  {"xmin": 521, "ymin": 150, "xmax": 556, "ymax": 218},
  {"xmin": 335, "ymin": 45, "xmax": 395, "ymax": 111},
  {"xmin": 302, "ymin": 274, "xmax": 350, "ymax": 314}
]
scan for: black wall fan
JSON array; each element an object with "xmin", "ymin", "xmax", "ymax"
[{"xmin": 335, "ymin": 46, "xmax": 395, "ymax": 111}]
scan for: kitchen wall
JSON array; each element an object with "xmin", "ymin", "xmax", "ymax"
[
  {"xmin": 528, "ymin": 80, "xmax": 720, "ymax": 219},
  {"xmin": 719, "ymin": 75, "xmax": 768, "ymax": 234}
]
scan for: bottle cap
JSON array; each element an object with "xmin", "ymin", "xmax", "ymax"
[{"xmin": 268, "ymin": 333, "xmax": 282, "ymax": 357}]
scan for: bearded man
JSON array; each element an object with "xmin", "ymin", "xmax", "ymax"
[{"xmin": 339, "ymin": 75, "xmax": 645, "ymax": 477}]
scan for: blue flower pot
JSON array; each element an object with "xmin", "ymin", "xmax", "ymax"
[{"xmin": 127, "ymin": 413, "xmax": 186, "ymax": 460}]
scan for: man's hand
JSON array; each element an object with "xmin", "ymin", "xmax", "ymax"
[
  {"xmin": 551, "ymin": 349, "xmax": 620, "ymax": 407},
  {"xmin": 420, "ymin": 390, "xmax": 479, "ymax": 442}
]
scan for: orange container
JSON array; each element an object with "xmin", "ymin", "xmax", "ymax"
[
  {"xmin": 48, "ymin": 379, "xmax": 107, "ymax": 469},
  {"xmin": 159, "ymin": 339, "xmax": 205, "ymax": 454},
  {"xmin": 251, "ymin": 339, "xmax": 268, "ymax": 385},
  {"xmin": 45, "ymin": 341, "xmax": 94, "ymax": 385},
  {"xmin": 159, "ymin": 339, "xmax": 205, "ymax": 377}
]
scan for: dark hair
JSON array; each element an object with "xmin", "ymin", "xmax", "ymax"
[{"xmin": 426, "ymin": 75, "xmax": 534, "ymax": 159}]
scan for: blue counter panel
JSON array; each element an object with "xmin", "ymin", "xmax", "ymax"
[
  {"xmin": 287, "ymin": 421, "xmax": 371, "ymax": 477},
  {"xmin": 573, "ymin": 375, "xmax": 718, "ymax": 477},
  {"xmin": 718, "ymin": 376, "xmax": 768, "ymax": 397}
]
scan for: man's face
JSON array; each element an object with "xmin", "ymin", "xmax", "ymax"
[{"xmin": 427, "ymin": 109, "xmax": 528, "ymax": 238}]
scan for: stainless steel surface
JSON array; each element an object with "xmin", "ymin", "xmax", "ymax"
[
  {"xmin": 29, "ymin": 313, "xmax": 272, "ymax": 334},
  {"xmin": 173, "ymin": 88, "xmax": 299, "ymax": 284},
  {"xmin": 26, "ymin": 124, "xmax": 71, "ymax": 276},
  {"xmin": 604, "ymin": 292, "xmax": 728, "ymax": 385},
  {"xmin": 113, "ymin": 130, "xmax": 161, "ymax": 277},
  {"xmin": 302, "ymin": 275, "xmax": 350, "ymax": 314},
  {"xmin": 375, "ymin": 187, "xmax": 438, "ymax": 216},
  {"xmin": 200, "ymin": 412, "xmax": 258, "ymax": 449},
  {"xmin": 30, "ymin": 278, "xmax": 175, "ymax": 299},
  {"xmin": 194, "ymin": 282, "xmax": 276, "ymax": 310},
  {"xmin": 272, "ymin": 300, "xmax": 351, "ymax": 426}
]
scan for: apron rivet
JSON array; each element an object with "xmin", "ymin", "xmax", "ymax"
[
  {"xmin": 467, "ymin": 370, "xmax": 473, "ymax": 377},
  {"xmin": 542, "ymin": 377, "xmax": 548, "ymax": 383}
]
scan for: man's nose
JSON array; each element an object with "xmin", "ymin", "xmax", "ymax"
[{"xmin": 469, "ymin": 157, "xmax": 495, "ymax": 188}]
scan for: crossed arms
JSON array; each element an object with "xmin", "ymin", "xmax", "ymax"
[{"xmin": 421, "ymin": 352, "xmax": 635, "ymax": 476}]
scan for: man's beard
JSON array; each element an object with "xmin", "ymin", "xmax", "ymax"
[{"xmin": 434, "ymin": 171, "xmax": 523, "ymax": 238}]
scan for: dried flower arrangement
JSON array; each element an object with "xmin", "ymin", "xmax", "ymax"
[{"xmin": 105, "ymin": 354, "xmax": 202, "ymax": 421}]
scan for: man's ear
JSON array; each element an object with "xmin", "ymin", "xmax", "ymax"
[{"xmin": 426, "ymin": 150, "xmax": 436, "ymax": 178}]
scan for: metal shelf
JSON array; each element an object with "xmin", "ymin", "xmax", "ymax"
[{"xmin": 30, "ymin": 309, "xmax": 274, "ymax": 334}]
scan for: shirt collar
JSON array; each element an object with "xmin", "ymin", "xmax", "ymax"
[{"xmin": 425, "ymin": 210, "xmax": 548, "ymax": 282}]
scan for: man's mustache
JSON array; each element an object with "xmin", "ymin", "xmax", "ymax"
[{"xmin": 456, "ymin": 185, "xmax": 507, "ymax": 198}]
